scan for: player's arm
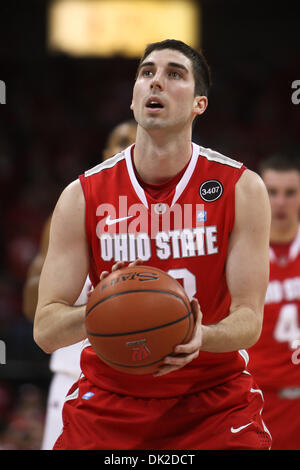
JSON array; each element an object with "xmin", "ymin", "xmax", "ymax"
[
  {"xmin": 199, "ymin": 169, "xmax": 271, "ymax": 352},
  {"xmin": 33, "ymin": 180, "xmax": 89, "ymax": 354},
  {"xmin": 155, "ymin": 169, "xmax": 271, "ymax": 375},
  {"xmin": 22, "ymin": 216, "xmax": 51, "ymax": 322}
]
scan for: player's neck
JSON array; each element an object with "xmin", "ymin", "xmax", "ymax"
[
  {"xmin": 133, "ymin": 129, "xmax": 192, "ymax": 184},
  {"xmin": 270, "ymin": 221, "xmax": 299, "ymax": 244}
]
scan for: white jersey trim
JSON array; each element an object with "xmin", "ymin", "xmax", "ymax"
[
  {"xmin": 198, "ymin": 146, "xmax": 243, "ymax": 169},
  {"xmin": 84, "ymin": 151, "xmax": 126, "ymax": 177},
  {"xmin": 65, "ymin": 387, "xmax": 79, "ymax": 402},
  {"xmin": 124, "ymin": 144, "xmax": 149, "ymax": 208},
  {"xmin": 124, "ymin": 143, "xmax": 201, "ymax": 209},
  {"xmin": 238, "ymin": 348, "xmax": 249, "ymax": 367},
  {"xmin": 84, "ymin": 143, "xmax": 242, "ymax": 207},
  {"xmin": 269, "ymin": 224, "xmax": 300, "ymax": 263},
  {"xmin": 289, "ymin": 225, "xmax": 300, "ymax": 261},
  {"xmin": 171, "ymin": 143, "xmax": 200, "ymax": 206}
]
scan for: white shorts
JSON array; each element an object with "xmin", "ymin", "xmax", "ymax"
[{"xmin": 41, "ymin": 372, "xmax": 78, "ymax": 450}]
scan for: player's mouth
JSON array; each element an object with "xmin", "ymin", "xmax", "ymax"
[
  {"xmin": 145, "ymin": 97, "xmax": 165, "ymax": 112},
  {"xmin": 274, "ymin": 211, "xmax": 287, "ymax": 221}
]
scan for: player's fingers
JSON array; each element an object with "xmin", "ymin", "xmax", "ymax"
[
  {"xmin": 165, "ymin": 350, "xmax": 200, "ymax": 367},
  {"xmin": 153, "ymin": 350, "xmax": 200, "ymax": 376},
  {"xmin": 173, "ymin": 299, "xmax": 203, "ymax": 355},
  {"xmin": 128, "ymin": 258, "xmax": 143, "ymax": 268},
  {"xmin": 99, "ymin": 270, "xmax": 109, "ymax": 281},
  {"xmin": 153, "ymin": 365, "xmax": 179, "ymax": 377},
  {"xmin": 87, "ymin": 287, "xmax": 94, "ymax": 298},
  {"xmin": 175, "ymin": 335, "xmax": 202, "ymax": 355},
  {"xmin": 191, "ymin": 298, "xmax": 203, "ymax": 324},
  {"xmin": 112, "ymin": 261, "xmax": 125, "ymax": 272}
]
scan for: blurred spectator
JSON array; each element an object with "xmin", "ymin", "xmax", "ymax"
[{"xmin": 0, "ymin": 383, "xmax": 45, "ymax": 450}]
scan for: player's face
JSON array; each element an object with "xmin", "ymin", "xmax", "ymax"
[
  {"xmin": 262, "ymin": 169, "xmax": 300, "ymax": 230},
  {"xmin": 131, "ymin": 49, "xmax": 207, "ymax": 132}
]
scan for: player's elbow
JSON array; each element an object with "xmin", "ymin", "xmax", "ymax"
[
  {"xmin": 245, "ymin": 311, "xmax": 263, "ymax": 349},
  {"xmin": 33, "ymin": 311, "xmax": 55, "ymax": 354},
  {"xmin": 33, "ymin": 329, "xmax": 54, "ymax": 354}
]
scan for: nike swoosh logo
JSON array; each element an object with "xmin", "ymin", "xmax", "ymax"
[
  {"xmin": 105, "ymin": 215, "xmax": 134, "ymax": 226},
  {"xmin": 230, "ymin": 422, "xmax": 252, "ymax": 433}
]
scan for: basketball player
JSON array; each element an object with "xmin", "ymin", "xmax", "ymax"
[
  {"xmin": 23, "ymin": 120, "xmax": 137, "ymax": 449},
  {"xmin": 34, "ymin": 40, "xmax": 272, "ymax": 450},
  {"xmin": 248, "ymin": 155, "xmax": 300, "ymax": 450}
]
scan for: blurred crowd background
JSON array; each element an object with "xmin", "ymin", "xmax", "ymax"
[{"xmin": 0, "ymin": 0, "xmax": 299, "ymax": 449}]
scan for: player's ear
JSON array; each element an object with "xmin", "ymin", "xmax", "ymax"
[
  {"xmin": 130, "ymin": 101, "xmax": 134, "ymax": 111},
  {"xmin": 193, "ymin": 95, "xmax": 208, "ymax": 116}
]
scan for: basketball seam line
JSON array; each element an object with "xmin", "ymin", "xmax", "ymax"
[
  {"xmin": 86, "ymin": 288, "xmax": 190, "ymax": 318},
  {"xmin": 86, "ymin": 309, "xmax": 193, "ymax": 337},
  {"xmin": 89, "ymin": 313, "xmax": 193, "ymax": 369}
]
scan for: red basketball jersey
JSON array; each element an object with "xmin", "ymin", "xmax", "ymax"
[
  {"xmin": 249, "ymin": 228, "xmax": 300, "ymax": 390},
  {"xmin": 78, "ymin": 143, "xmax": 248, "ymax": 398}
]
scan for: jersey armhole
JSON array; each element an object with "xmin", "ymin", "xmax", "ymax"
[
  {"xmin": 78, "ymin": 174, "xmax": 99, "ymax": 288},
  {"xmin": 229, "ymin": 165, "xmax": 247, "ymax": 233},
  {"xmin": 78, "ymin": 174, "xmax": 92, "ymax": 253}
]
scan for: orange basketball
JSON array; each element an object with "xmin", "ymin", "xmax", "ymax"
[{"xmin": 85, "ymin": 265, "xmax": 194, "ymax": 375}]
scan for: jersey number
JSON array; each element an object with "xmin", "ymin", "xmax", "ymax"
[
  {"xmin": 168, "ymin": 268, "xmax": 196, "ymax": 300},
  {"xmin": 274, "ymin": 303, "xmax": 300, "ymax": 349}
]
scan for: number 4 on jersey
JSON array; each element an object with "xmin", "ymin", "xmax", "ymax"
[{"xmin": 274, "ymin": 303, "xmax": 300, "ymax": 348}]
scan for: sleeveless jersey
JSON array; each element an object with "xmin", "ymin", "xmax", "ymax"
[
  {"xmin": 249, "ymin": 227, "xmax": 300, "ymax": 390},
  {"xmin": 78, "ymin": 143, "xmax": 248, "ymax": 398}
]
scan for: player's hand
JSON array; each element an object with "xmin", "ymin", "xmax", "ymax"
[
  {"xmin": 99, "ymin": 258, "xmax": 144, "ymax": 281},
  {"xmin": 153, "ymin": 298, "xmax": 203, "ymax": 377}
]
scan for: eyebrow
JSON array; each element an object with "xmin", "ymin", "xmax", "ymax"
[{"xmin": 138, "ymin": 61, "xmax": 189, "ymax": 74}]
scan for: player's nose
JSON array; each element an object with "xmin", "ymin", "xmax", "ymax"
[
  {"xmin": 275, "ymin": 194, "xmax": 286, "ymax": 206},
  {"xmin": 150, "ymin": 71, "xmax": 164, "ymax": 91}
]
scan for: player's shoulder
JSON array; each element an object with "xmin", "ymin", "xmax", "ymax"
[
  {"xmin": 237, "ymin": 168, "xmax": 268, "ymax": 196},
  {"xmin": 55, "ymin": 179, "xmax": 85, "ymax": 217},
  {"xmin": 235, "ymin": 169, "xmax": 271, "ymax": 224},
  {"xmin": 197, "ymin": 145, "xmax": 244, "ymax": 170},
  {"xmin": 83, "ymin": 148, "xmax": 128, "ymax": 178}
]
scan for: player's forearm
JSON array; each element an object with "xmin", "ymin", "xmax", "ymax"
[
  {"xmin": 34, "ymin": 302, "xmax": 87, "ymax": 354},
  {"xmin": 200, "ymin": 305, "xmax": 263, "ymax": 353}
]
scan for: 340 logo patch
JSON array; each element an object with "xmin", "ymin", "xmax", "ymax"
[{"xmin": 199, "ymin": 180, "xmax": 223, "ymax": 202}]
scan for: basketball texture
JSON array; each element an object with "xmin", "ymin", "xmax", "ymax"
[{"xmin": 85, "ymin": 265, "xmax": 194, "ymax": 375}]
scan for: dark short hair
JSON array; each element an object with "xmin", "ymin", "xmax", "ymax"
[
  {"xmin": 137, "ymin": 39, "xmax": 211, "ymax": 97},
  {"xmin": 259, "ymin": 153, "xmax": 300, "ymax": 174}
]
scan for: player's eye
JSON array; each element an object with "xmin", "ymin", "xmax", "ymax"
[
  {"xmin": 286, "ymin": 189, "xmax": 297, "ymax": 197},
  {"xmin": 141, "ymin": 69, "xmax": 153, "ymax": 77},
  {"xmin": 169, "ymin": 71, "xmax": 182, "ymax": 79}
]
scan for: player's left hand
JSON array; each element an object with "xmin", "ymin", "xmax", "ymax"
[
  {"xmin": 99, "ymin": 258, "xmax": 144, "ymax": 282},
  {"xmin": 153, "ymin": 298, "xmax": 203, "ymax": 377}
]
